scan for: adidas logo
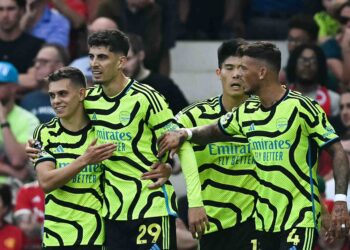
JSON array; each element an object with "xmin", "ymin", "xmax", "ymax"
[
  {"xmin": 55, "ymin": 145, "xmax": 64, "ymax": 153},
  {"xmin": 150, "ymin": 244, "xmax": 160, "ymax": 250},
  {"xmin": 91, "ymin": 113, "xmax": 97, "ymax": 120},
  {"xmin": 249, "ymin": 123, "xmax": 255, "ymax": 131}
]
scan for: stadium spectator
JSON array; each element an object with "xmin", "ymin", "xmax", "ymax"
[
  {"xmin": 0, "ymin": 0, "xmax": 44, "ymax": 82},
  {"xmin": 0, "ymin": 184, "xmax": 24, "ymax": 250},
  {"xmin": 21, "ymin": 43, "xmax": 70, "ymax": 123},
  {"xmin": 231, "ymin": 0, "xmax": 322, "ymax": 40},
  {"xmin": 279, "ymin": 13, "xmax": 319, "ymax": 83},
  {"xmin": 14, "ymin": 181, "xmax": 44, "ymax": 250},
  {"xmin": 124, "ymin": 33, "xmax": 188, "ymax": 114},
  {"xmin": 319, "ymin": 1, "xmax": 350, "ymax": 91},
  {"xmin": 0, "ymin": 62, "xmax": 39, "ymax": 182},
  {"xmin": 314, "ymin": 0, "xmax": 344, "ymax": 43},
  {"xmin": 286, "ymin": 44, "xmax": 340, "ymax": 118},
  {"xmin": 20, "ymin": 0, "xmax": 70, "ymax": 48},
  {"xmin": 96, "ymin": 0, "xmax": 176, "ymax": 76}
]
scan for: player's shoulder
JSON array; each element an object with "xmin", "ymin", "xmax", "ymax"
[
  {"xmin": 34, "ymin": 117, "xmax": 59, "ymax": 136},
  {"xmin": 286, "ymin": 90, "xmax": 320, "ymax": 111},
  {"xmin": 86, "ymin": 84, "xmax": 101, "ymax": 97},
  {"xmin": 130, "ymin": 80, "xmax": 160, "ymax": 98},
  {"xmin": 181, "ymin": 96, "xmax": 220, "ymax": 115}
]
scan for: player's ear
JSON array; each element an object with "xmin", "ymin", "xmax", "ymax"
[
  {"xmin": 79, "ymin": 88, "xmax": 86, "ymax": 101},
  {"xmin": 117, "ymin": 55, "xmax": 127, "ymax": 70},
  {"xmin": 259, "ymin": 66, "xmax": 267, "ymax": 80},
  {"xmin": 216, "ymin": 68, "xmax": 221, "ymax": 79}
]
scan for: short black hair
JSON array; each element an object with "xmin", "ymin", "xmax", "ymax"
[
  {"xmin": 127, "ymin": 33, "xmax": 144, "ymax": 54},
  {"xmin": 217, "ymin": 38, "xmax": 247, "ymax": 68},
  {"xmin": 286, "ymin": 44, "xmax": 328, "ymax": 85},
  {"xmin": 288, "ymin": 14, "xmax": 319, "ymax": 43},
  {"xmin": 88, "ymin": 30, "xmax": 129, "ymax": 56},
  {"xmin": 47, "ymin": 66, "xmax": 86, "ymax": 88},
  {"xmin": 41, "ymin": 43, "xmax": 70, "ymax": 66},
  {"xmin": 15, "ymin": 0, "xmax": 26, "ymax": 9},
  {"xmin": 237, "ymin": 41, "xmax": 281, "ymax": 72}
]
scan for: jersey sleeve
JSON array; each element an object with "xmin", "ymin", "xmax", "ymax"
[
  {"xmin": 218, "ymin": 109, "xmax": 243, "ymax": 137},
  {"xmin": 178, "ymin": 141, "xmax": 203, "ymax": 207},
  {"xmin": 301, "ymin": 100, "xmax": 339, "ymax": 148},
  {"xmin": 33, "ymin": 125, "xmax": 56, "ymax": 167}
]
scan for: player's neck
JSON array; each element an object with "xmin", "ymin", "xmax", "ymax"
[
  {"xmin": 60, "ymin": 110, "xmax": 89, "ymax": 132},
  {"xmin": 259, "ymin": 83, "xmax": 286, "ymax": 108},
  {"xmin": 102, "ymin": 74, "xmax": 129, "ymax": 97},
  {"xmin": 222, "ymin": 93, "xmax": 247, "ymax": 112}
]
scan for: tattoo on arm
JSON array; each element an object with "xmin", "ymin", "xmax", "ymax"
[{"xmin": 327, "ymin": 142, "xmax": 349, "ymax": 195}]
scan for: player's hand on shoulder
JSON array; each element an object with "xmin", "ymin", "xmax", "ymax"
[
  {"xmin": 81, "ymin": 139, "xmax": 116, "ymax": 164},
  {"xmin": 188, "ymin": 206, "xmax": 210, "ymax": 239},
  {"xmin": 141, "ymin": 162, "xmax": 172, "ymax": 189}
]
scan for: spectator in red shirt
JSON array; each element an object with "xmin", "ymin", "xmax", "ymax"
[
  {"xmin": 14, "ymin": 181, "xmax": 44, "ymax": 250},
  {"xmin": 0, "ymin": 184, "xmax": 24, "ymax": 250}
]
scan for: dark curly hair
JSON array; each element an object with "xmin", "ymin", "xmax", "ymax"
[{"xmin": 286, "ymin": 44, "xmax": 328, "ymax": 85}]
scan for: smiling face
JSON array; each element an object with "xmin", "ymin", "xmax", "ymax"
[
  {"xmin": 88, "ymin": 46, "xmax": 125, "ymax": 86},
  {"xmin": 48, "ymin": 78, "xmax": 84, "ymax": 119},
  {"xmin": 217, "ymin": 56, "xmax": 245, "ymax": 98}
]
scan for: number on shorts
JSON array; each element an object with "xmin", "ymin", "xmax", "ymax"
[
  {"xmin": 251, "ymin": 239, "xmax": 257, "ymax": 250},
  {"xmin": 136, "ymin": 223, "xmax": 162, "ymax": 245},
  {"xmin": 287, "ymin": 229, "xmax": 300, "ymax": 246}
]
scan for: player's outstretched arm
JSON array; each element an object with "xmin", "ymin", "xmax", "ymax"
[
  {"xmin": 157, "ymin": 123, "xmax": 230, "ymax": 158},
  {"xmin": 326, "ymin": 141, "xmax": 350, "ymax": 238},
  {"xmin": 36, "ymin": 139, "xmax": 116, "ymax": 193}
]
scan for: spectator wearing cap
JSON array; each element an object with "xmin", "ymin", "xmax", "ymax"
[{"xmin": 0, "ymin": 62, "xmax": 39, "ymax": 183}]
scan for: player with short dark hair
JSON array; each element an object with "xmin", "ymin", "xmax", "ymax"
[
  {"xmin": 175, "ymin": 39, "xmax": 258, "ymax": 250},
  {"xmin": 33, "ymin": 66, "xmax": 116, "ymax": 249},
  {"xmin": 85, "ymin": 30, "xmax": 208, "ymax": 250}
]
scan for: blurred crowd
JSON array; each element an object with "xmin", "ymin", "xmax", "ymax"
[{"xmin": 1, "ymin": 0, "xmax": 350, "ymax": 249}]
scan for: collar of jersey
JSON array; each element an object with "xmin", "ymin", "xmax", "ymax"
[
  {"xmin": 100, "ymin": 78, "xmax": 134, "ymax": 101},
  {"xmin": 58, "ymin": 119, "xmax": 92, "ymax": 136},
  {"xmin": 260, "ymin": 88, "xmax": 289, "ymax": 112}
]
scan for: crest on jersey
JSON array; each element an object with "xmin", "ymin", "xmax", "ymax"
[
  {"xmin": 119, "ymin": 111, "xmax": 130, "ymax": 126},
  {"xmin": 276, "ymin": 118, "xmax": 288, "ymax": 132}
]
